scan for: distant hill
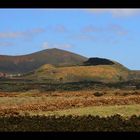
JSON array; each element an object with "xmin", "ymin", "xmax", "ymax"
[
  {"xmin": 0, "ymin": 48, "xmax": 87, "ymax": 74},
  {"xmin": 23, "ymin": 58, "xmax": 130, "ymax": 83},
  {"xmin": 0, "ymin": 48, "xmax": 138, "ymax": 83}
]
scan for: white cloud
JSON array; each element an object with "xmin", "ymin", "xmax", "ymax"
[
  {"xmin": 82, "ymin": 25, "xmax": 103, "ymax": 33},
  {"xmin": 53, "ymin": 44, "xmax": 72, "ymax": 49},
  {"xmin": 108, "ymin": 24, "xmax": 128, "ymax": 35},
  {"xmin": 53, "ymin": 25, "xmax": 67, "ymax": 33},
  {"xmin": 87, "ymin": 9, "xmax": 140, "ymax": 17},
  {"xmin": 0, "ymin": 28, "xmax": 45, "ymax": 39},
  {"xmin": 42, "ymin": 42, "xmax": 50, "ymax": 49},
  {"xmin": 0, "ymin": 42, "xmax": 14, "ymax": 47},
  {"xmin": 42, "ymin": 41, "xmax": 73, "ymax": 50},
  {"xmin": 72, "ymin": 34, "xmax": 95, "ymax": 41},
  {"xmin": 81, "ymin": 24, "xmax": 128, "ymax": 36}
]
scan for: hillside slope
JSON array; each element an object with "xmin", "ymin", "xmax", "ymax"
[
  {"xmin": 24, "ymin": 59, "xmax": 130, "ymax": 83},
  {"xmin": 128, "ymin": 70, "xmax": 140, "ymax": 81},
  {"xmin": 0, "ymin": 48, "xmax": 87, "ymax": 74}
]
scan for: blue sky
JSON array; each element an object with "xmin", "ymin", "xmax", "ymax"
[{"xmin": 0, "ymin": 9, "xmax": 140, "ymax": 70}]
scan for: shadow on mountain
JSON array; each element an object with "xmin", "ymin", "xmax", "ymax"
[{"xmin": 83, "ymin": 57, "xmax": 114, "ymax": 66}]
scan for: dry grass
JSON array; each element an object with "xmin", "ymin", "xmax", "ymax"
[
  {"xmin": 0, "ymin": 90, "xmax": 140, "ymax": 114},
  {"xmin": 28, "ymin": 64, "xmax": 129, "ymax": 82},
  {"xmin": 34, "ymin": 104, "xmax": 140, "ymax": 117}
]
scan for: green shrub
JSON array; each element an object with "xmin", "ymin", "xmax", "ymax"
[{"xmin": 93, "ymin": 92, "xmax": 104, "ymax": 97}]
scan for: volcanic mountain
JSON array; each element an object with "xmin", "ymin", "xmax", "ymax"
[
  {"xmin": 23, "ymin": 56, "xmax": 130, "ymax": 83},
  {"xmin": 0, "ymin": 48, "xmax": 136, "ymax": 83},
  {"xmin": 0, "ymin": 48, "xmax": 87, "ymax": 74}
]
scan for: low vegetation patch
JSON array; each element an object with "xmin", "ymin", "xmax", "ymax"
[{"xmin": 0, "ymin": 114, "xmax": 140, "ymax": 131}]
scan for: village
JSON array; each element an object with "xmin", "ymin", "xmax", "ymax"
[{"xmin": 0, "ymin": 72, "xmax": 21, "ymax": 79}]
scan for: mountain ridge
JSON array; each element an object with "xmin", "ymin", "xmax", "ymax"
[
  {"xmin": 0, "ymin": 48, "xmax": 137, "ymax": 83},
  {"xmin": 0, "ymin": 48, "xmax": 88, "ymax": 74}
]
